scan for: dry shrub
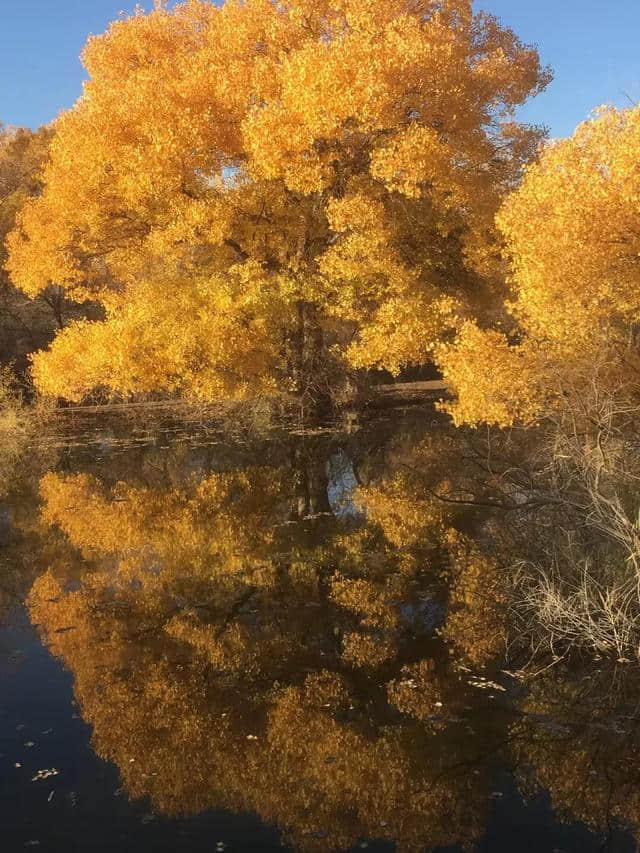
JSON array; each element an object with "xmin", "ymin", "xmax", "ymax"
[
  {"xmin": 512, "ymin": 362, "xmax": 640, "ymax": 662},
  {"xmin": 0, "ymin": 366, "xmax": 53, "ymax": 495}
]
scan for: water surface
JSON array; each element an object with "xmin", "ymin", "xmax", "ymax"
[{"xmin": 1, "ymin": 412, "xmax": 638, "ymax": 851}]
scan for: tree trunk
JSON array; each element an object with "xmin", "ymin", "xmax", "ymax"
[{"xmin": 292, "ymin": 300, "xmax": 332, "ymax": 422}]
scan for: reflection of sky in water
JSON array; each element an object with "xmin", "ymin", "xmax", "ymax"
[
  {"xmin": 326, "ymin": 450, "xmax": 362, "ymax": 520},
  {"xmin": 400, "ymin": 598, "xmax": 445, "ymax": 633}
]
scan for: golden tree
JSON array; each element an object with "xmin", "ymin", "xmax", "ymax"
[
  {"xmin": 7, "ymin": 0, "xmax": 549, "ymax": 403},
  {"xmin": 0, "ymin": 125, "xmax": 79, "ymax": 361},
  {"xmin": 440, "ymin": 105, "xmax": 640, "ymax": 427},
  {"xmin": 0, "ymin": 126, "xmax": 52, "ymax": 281}
]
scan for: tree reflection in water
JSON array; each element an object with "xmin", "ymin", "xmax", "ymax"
[{"xmin": 17, "ymin": 420, "xmax": 640, "ymax": 851}]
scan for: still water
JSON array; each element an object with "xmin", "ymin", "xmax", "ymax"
[{"xmin": 1, "ymin": 411, "xmax": 638, "ymax": 852}]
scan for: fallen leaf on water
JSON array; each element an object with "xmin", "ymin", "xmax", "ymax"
[
  {"xmin": 32, "ymin": 769, "xmax": 59, "ymax": 781},
  {"xmin": 467, "ymin": 678, "xmax": 506, "ymax": 692}
]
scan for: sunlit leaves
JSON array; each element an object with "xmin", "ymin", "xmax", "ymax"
[
  {"xmin": 440, "ymin": 106, "xmax": 640, "ymax": 427},
  {"xmin": 6, "ymin": 0, "xmax": 549, "ymax": 399}
]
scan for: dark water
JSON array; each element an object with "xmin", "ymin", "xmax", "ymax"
[{"xmin": 1, "ymin": 411, "xmax": 638, "ymax": 852}]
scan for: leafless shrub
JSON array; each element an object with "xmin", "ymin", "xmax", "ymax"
[
  {"xmin": 516, "ymin": 558, "xmax": 640, "ymax": 661},
  {"xmin": 508, "ymin": 357, "xmax": 640, "ymax": 662},
  {"xmin": 0, "ymin": 366, "xmax": 36, "ymax": 495}
]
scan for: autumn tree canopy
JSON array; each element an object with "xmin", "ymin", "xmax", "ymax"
[
  {"xmin": 440, "ymin": 104, "xmax": 640, "ymax": 427},
  {"xmin": 6, "ymin": 0, "xmax": 549, "ymax": 402},
  {"xmin": 0, "ymin": 126, "xmax": 51, "ymax": 260},
  {"xmin": 0, "ymin": 125, "xmax": 77, "ymax": 365}
]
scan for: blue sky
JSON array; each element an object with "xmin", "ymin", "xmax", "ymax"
[{"xmin": 1, "ymin": 0, "xmax": 639, "ymax": 137}]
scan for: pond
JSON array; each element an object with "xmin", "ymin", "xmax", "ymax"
[{"xmin": 1, "ymin": 410, "xmax": 638, "ymax": 852}]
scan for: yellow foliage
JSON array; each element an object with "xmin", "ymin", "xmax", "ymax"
[
  {"xmin": 340, "ymin": 630, "xmax": 396, "ymax": 668},
  {"xmin": 0, "ymin": 126, "xmax": 52, "ymax": 271},
  {"xmin": 30, "ymin": 269, "xmax": 287, "ymax": 401},
  {"xmin": 499, "ymin": 107, "xmax": 640, "ymax": 346},
  {"xmin": 38, "ymin": 467, "xmax": 284, "ymax": 578},
  {"xmin": 442, "ymin": 530, "xmax": 509, "ymax": 667},
  {"xmin": 387, "ymin": 660, "xmax": 443, "ymax": 722},
  {"xmin": 437, "ymin": 322, "xmax": 546, "ymax": 427},
  {"xmin": 331, "ymin": 574, "xmax": 403, "ymax": 629},
  {"xmin": 356, "ymin": 473, "xmax": 450, "ymax": 547},
  {"xmin": 439, "ymin": 106, "xmax": 640, "ymax": 427},
  {"xmin": 25, "ymin": 450, "xmax": 500, "ymax": 852},
  {"xmin": 6, "ymin": 0, "xmax": 549, "ymax": 400}
]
